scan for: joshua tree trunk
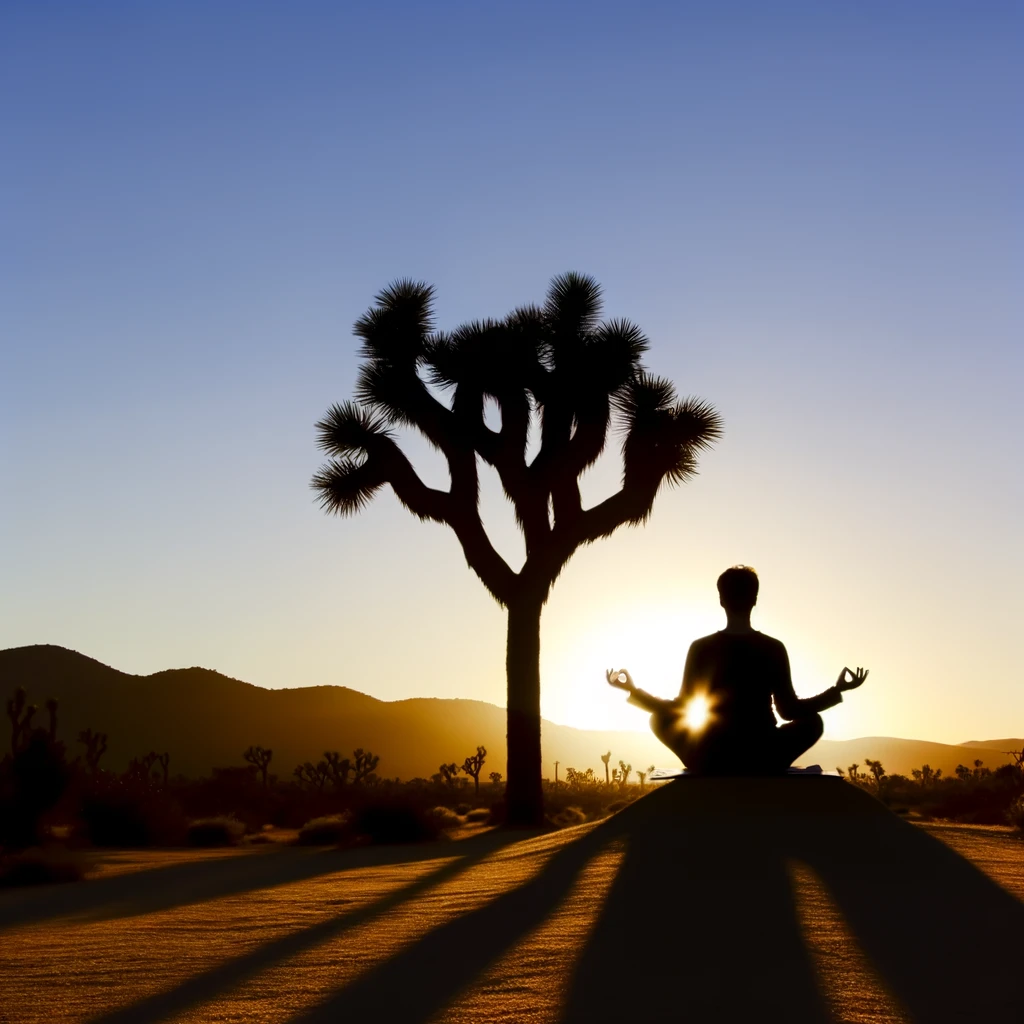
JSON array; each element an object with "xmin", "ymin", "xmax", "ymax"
[{"xmin": 505, "ymin": 596, "xmax": 544, "ymax": 827}]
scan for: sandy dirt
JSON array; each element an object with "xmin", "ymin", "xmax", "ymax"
[{"xmin": 1, "ymin": 784, "xmax": 1021, "ymax": 1024}]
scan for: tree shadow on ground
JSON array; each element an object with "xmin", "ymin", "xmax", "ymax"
[
  {"xmin": 0, "ymin": 829, "xmax": 520, "ymax": 934},
  {"xmin": 87, "ymin": 828, "xmax": 525, "ymax": 1024},
  {"xmin": 292, "ymin": 779, "xmax": 1022, "ymax": 1024}
]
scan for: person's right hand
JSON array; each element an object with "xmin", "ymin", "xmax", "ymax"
[
  {"xmin": 606, "ymin": 668, "xmax": 635, "ymax": 693},
  {"xmin": 836, "ymin": 666, "xmax": 869, "ymax": 691}
]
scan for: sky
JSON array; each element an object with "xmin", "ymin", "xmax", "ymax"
[{"xmin": 2, "ymin": 1, "xmax": 1021, "ymax": 745}]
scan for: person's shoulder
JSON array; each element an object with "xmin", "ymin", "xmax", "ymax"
[
  {"xmin": 752, "ymin": 631, "xmax": 788, "ymax": 655},
  {"xmin": 689, "ymin": 633, "xmax": 720, "ymax": 650}
]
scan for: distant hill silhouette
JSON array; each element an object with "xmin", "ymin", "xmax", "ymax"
[{"xmin": 0, "ymin": 646, "xmax": 1015, "ymax": 780}]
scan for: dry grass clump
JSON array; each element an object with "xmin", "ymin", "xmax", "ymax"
[
  {"xmin": 549, "ymin": 805, "xmax": 587, "ymax": 828},
  {"xmin": 186, "ymin": 815, "xmax": 245, "ymax": 847},
  {"xmin": 297, "ymin": 813, "xmax": 353, "ymax": 846},
  {"xmin": 429, "ymin": 805, "xmax": 463, "ymax": 828}
]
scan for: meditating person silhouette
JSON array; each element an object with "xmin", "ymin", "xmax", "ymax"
[{"xmin": 607, "ymin": 565, "xmax": 868, "ymax": 774}]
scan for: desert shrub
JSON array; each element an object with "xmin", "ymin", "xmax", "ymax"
[
  {"xmin": 550, "ymin": 805, "xmax": 587, "ymax": 828},
  {"xmin": 80, "ymin": 791, "xmax": 186, "ymax": 847},
  {"xmin": 1006, "ymin": 796, "xmax": 1024, "ymax": 833},
  {"xmin": 429, "ymin": 805, "xmax": 463, "ymax": 828},
  {"xmin": 187, "ymin": 816, "xmax": 245, "ymax": 847},
  {"xmin": 0, "ymin": 850, "xmax": 85, "ymax": 888},
  {"xmin": 455, "ymin": 803, "xmax": 471, "ymax": 815},
  {"xmin": 464, "ymin": 807, "xmax": 490, "ymax": 822},
  {"xmin": 354, "ymin": 801, "xmax": 445, "ymax": 844},
  {"xmin": 298, "ymin": 813, "xmax": 353, "ymax": 846}
]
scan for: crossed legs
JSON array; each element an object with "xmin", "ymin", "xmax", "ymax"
[{"xmin": 650, "ymin": 707, "xmax": 824, "ymax": 775}]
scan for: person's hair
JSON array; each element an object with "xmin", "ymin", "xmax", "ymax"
[{"xmin": 717, "ymin": 565, "xmax": 759, "ymax": 613}]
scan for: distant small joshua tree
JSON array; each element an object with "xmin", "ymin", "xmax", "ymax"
[
  {"xmin": 618, "ymin": 760, "xmax": 632, "ymax": 789},
  {"xmin": 460, "ymin": 745, "xmax": 487, "ymax": 796},
  {"xmin": 489, "ymin": 771, "xmax": 503, "ymax": 787},
  {"xmin": 45, "ymin": 697, "xmax": 59, "ymax": 742},
  {"xmin": 78, "ymin": 728, "xmax": 108, "ymax": 774},
  {"xmin": 294, "ymin": 761, "xmax": 330, "ymax": 790},
  {"xmin": 157, "ymin": 751, "xmax": 170, "ymax": 790},
  {"xmin": 863, "ymin": 758, "xmax": 886, "ymax": 794},
  {"xmin": 638, "ymin": 764, "xmax": 656, "ymax": 791},
  {"xmin": 601, "ymin": 751, "xmax": 612, "ymax": 786},
  {"xmin": 6, "ymin": 687, "xmax": 37, "ymax": 755},
  {"xmin": 352, "ymin": 748, "xmax": 380, "ymax": 784},
  {"xmin": 323, "ymin": 750, "xmax": 351, "ymax": 788},
  {"xmin": 439, "ymin": 762, "xmax": 460, "ymax": 788},
  {"xmin": 244, "ymin": 745, "xmax": 274, "ymax": 789}
]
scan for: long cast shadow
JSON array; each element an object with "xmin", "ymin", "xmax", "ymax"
[
  {"xmin": 288, "ymin": 780, "xmax": 1024, "ymax": 1024},
  {"xmin": 0, "ymin": 830, "xmax": 517, "ymax": 933},
  {"xmin": 88, "ymin": 828, "xmax": 524, "ymax": 1024}
]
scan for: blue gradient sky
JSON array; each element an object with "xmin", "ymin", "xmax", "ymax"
[{"xmin": 2, "ymin": 2, "xmax": 1021, "ymax": 744}]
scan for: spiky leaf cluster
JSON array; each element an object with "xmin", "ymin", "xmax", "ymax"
[{"xmin": 313, "ymin": 273, "xmax": 722, "ymax": 605}]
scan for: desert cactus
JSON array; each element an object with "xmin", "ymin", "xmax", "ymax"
[
  {"xmin": 618, "ymin": 760, "xmax": 632, "ymax": 788},
  {"xmin": 438, "ymin": 762, "xmax": 460, "ymax": 787},
  {"xmin": 460, "ymin": 746, "xmax": 487, "ymax": 796},
  {"xmin": 601, "ymin": 751, "xmax": 612, "ymax": 785},
  {"xmin": 244, "ymin": 744, "xmax": 274, "ymax": 789}
]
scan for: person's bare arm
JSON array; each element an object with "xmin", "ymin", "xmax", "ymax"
[
  {"xmin": 606, "ymin": 668, "xmax": 675, "ymax": 714},
  {"xmin": 772, "ymin": 647, "xmax": 863, "ymax": 721}
]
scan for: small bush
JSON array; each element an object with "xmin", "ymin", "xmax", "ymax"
[
  {"xmin": 550, "ymin": 805, "xmax": 587, "ymax": 828},
  {"xmin": 80, "ymin": 792, "xmax": 186, "ymax": 847},
  {"xmin": 0, "ymin": 851, "xmax": 85, "ymax": 888},
  {"xmin": 1007, "ymin": 796, "xmax": 1024, "ymax": 833},
  {"xmin": 455, "ymin": 803, "xmax": 472, "ymax": 815},
  {"xmin": 187, "ymin": 816, "xmax": 245, "ymax": 847},
  {"xmin": 429, "ymin": 806, "xmax": 463, "ymax": 829},
  {"xmin": 464, "ymin": 808, "xmax": 490, "ymax": 822},
  {"xmin": 355, "ymin": 801, "xmax": 445, "ymax": 844},
  {"xmin": 298, "ymin": 813, "xmax": 353, "ymax": 846}
]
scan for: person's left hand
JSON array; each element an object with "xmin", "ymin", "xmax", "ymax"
[
  {"xmin": 836, "ymin": 666, "xmax": 869, "ymax": 691},
  {"xmin": 606, "ymin": 668, "xmax": 635, "ymax": 693}
]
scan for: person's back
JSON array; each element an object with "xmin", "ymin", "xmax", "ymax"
[{"xmin": 681, "ymin": 629, "xmax": 790, "ymax": 736}]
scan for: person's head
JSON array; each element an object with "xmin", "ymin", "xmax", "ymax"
[{"xmin": 717, "ymin": 565, "xmax": 759, "ymax": 615}]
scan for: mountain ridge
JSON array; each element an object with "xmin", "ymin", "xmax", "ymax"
[{"xmin": 0, "ymin": 645, "xmax": 1016, "ymax": 780}]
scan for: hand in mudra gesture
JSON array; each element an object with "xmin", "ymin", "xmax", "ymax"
[
  {"xmin": 836, "ymin": 666, "xmax": 869, "ymax": 692},
  {"xmin": 606, "ymin": 668, "xmax": 635, "ymax": 693}
]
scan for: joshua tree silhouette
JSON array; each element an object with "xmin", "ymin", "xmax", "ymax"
[
  {"xmin": 352, "ymin": 748, "xmax": 380, "ymax": 784},
  {"xmin": 439, "ymin": 762, "xmax": 460, "ymax": 788},
  {"xmin": 323, "ymin": 750, "xmax": 351, "ymax": 788},
  {"xmin": 312, "ymin": 274, "xmax": 721, "ymax": 825},
  {"xmin": 156, "ymin": 751, "xmax": 170, "ymax": 789},
  {"xmin": 6, "ymin": 687, "xmax": 37, "ymax": 755},
  {"xmin": 460, "ymin": 745, "xmax": 487, "ymax": 796},
  {"xmin": 45, "ymin": 697, "xmax": 58, "ymax": 742},
  {"xmin": 618, "ymin": 760, "xmax": 633, "ymax": 788},
  {"xmin": 489, "ymin": 771, "xmax": 503, "ymax": 787},
  {"xmin": 244, "ymin": 744, "xmax": 274, "ymax": 789},
  {"xmin": 601, "ymin": 751, "xmax": 612, "ymax": 785},
  {"xmin": 78, "ymin": 728, "xmax": 108, "ymax": 774}
]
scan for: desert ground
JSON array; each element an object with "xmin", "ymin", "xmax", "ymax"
[{"xmin": 1, "ymin": 780, "xmax": 1021, "ymax": 1024}]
